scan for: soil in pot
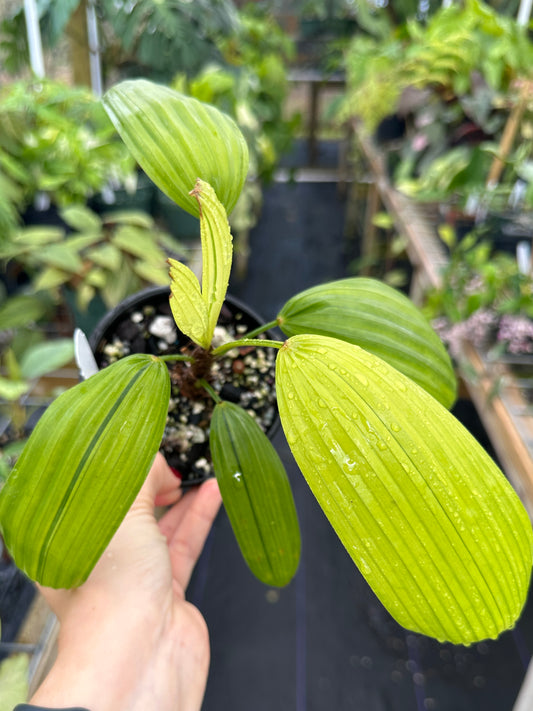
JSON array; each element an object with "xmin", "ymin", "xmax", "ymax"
[{"xmin": 90, "ymin": 286, "xmax": 278, "ymax": 486}]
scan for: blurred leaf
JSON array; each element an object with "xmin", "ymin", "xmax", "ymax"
[
  {"xmin": 132, "ymin": 261, "xmax": 169, "ymax": 285},
  {"xmin": 19, "ymin": 338, "xmax": 74, "ymax": 380},
  {"xmin": 0, "ymin": 294, "xmax": 47, "ymax": 329},
  {"xmin": 85, "ymin": 243, "xmax": 122, "ymax": 271},
  {"xmin": 60, "ymin": 204, "xmax": 101, "ymax": 233},
  {"xmin": 0, "ymin": 653, "xmax": 29, "ymax": 710},
  {"xmin": 0, "ymin": 377, "xmax": 29, "ymax": 401},
  {"xmin": 39, "ymin": 243, "xmax": 83, "ymax": 273},
  {"xmin": 33, "ymin": 266, "xmax": 71, "ymax": 290}
]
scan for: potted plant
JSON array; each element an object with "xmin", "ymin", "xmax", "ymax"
[
  {"xmin": 0, "ymin": 79, "xmax": 531, "ymax": 647},
  {"xmin": 0, "ymin": 203, "xmax": 184, "ymax": 334},
  {"xmin": 0, "ymin": 78, "xmax": 136, "ymax": 232}
]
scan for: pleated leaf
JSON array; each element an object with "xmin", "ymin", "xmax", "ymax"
[
  {"xmin": 168, "ymin": 180, "xmax": 232, "ymax": 349},
  {"xmin": 0, "ymin": 354, "xmax": 170, "ymax": 588},
  {"xmin": 277, "ymin": 277, "xmax": 456, "ymax": 409},
  {"xmin": 276, "ymin": 334, "xmax": 533, "ymax": 644},
  {"xmin": 210, "ymin": 401, "xmax": 301, "ymax": 587},
  {"xmin": 103, "ymin": 79, "xmax": 249, "ymax": 217},
  {"xmin": 168, "ymin": 258, "xmax": 209, "ymax": 348}
]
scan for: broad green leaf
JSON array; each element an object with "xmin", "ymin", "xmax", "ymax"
[
  {"xmin": 60, "ymin": 204, "xmax": 101, "ymax": 233},
  {"xmin": 168, "ymin": 180, "xmax": 232, "ymax": 349},
  {"xmin": 39, "ymin": 243, "xmax": 83, "ymax": 273},
  {"xmin": 103, "ymin": 210, "xmax": 154, "ymax": 229},
  {"xmin": 0, "ymin": 354, "xmax": 170, "ymax": 588},
  {"xmin": 85, "ymin": 243, "xmax": 122, "ymax": 271},
  {"xmin": 276, "ymin": 334, "xmax": 533, "ymax": 645},
  {"xmin": 132, "ymin": 260, "xmax": 169, "ymax": 286},
  {"xmin": 112, "ymin": 225, "xmax": 165, "ymax": 262},
  {"xmin": 33, "ymin": 266, "xmax": 71, "ymax": 291},
  {"xmin": 0, "ymin": 376, "xmax": 29, "ymax": 401},
  {"xmin": 0, "ymin": 294, "xmax": 47, "ymax": 329},
  {"xmin": 169, "ymin": 258, "xmax": 209, "ymax": 348},
  {"xmin": 85, "ymin": 267, "xmax": 107, "ymax": 289},
  {"xmin": 12, "ymin": 226, "xmax": 64, "ymax": 247},
  {"xmin": 210, "ymin": 401, "xmax": 300, "ymax": 587},
  {"xmin": 277, "ymin": 278, "xmax": 456, "ymax": 409},
  {"xmin": 19, "ymin": 338, "xmax": 74, "ymax": 380},
  {"xmin": 103, "ymin": 79, "xmax": 249, "ymax": 218}
]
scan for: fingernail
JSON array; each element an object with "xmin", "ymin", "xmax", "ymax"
[{"xmin": 170, "ymin": 466, "xmax": 182, "ymax": 480}]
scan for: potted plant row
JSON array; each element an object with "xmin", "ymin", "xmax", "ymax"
[{"xmin": 0, "ymin": 79, "xmax": 531, "ymax": 648}]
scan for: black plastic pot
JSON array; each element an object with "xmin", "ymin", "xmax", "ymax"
[{"xmin": 89, "ymin": 285, "xmax": 280, "ymax": 486}]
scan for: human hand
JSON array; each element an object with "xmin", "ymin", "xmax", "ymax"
[{"xmin": 29, "ymin": 453, "xmax": 222, "ymax": 711}]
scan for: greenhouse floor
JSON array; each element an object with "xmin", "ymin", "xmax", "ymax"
[{"xmin": 187, "ymin": 140, "xmax": 533, "ymax": 711}]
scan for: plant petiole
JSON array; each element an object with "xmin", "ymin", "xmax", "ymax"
[
  {"xmin": 212, "ymin": 338, "xmax": 283, "ymax": 358},
  {"xmin": 160, "ymin": 354, "xmax": 194, "ymax": 363},
  {"xmin": 198, "ymin": 378, "xmax": 222, "ymax": 404},
  {"xmin": 244, "ymin": 319, "xmax": 279, "ymax": 339}
]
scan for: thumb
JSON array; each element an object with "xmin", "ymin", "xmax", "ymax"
[{"xmin": 137, "ymin": 452, "xmax": 182, "ymax": 509}]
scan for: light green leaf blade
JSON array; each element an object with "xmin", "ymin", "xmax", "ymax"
[
  {"xmin": 86, "ymin": 243, "xmax": 122, "ymax": 271},
  {"xmin": 210, "ymin": 401, "xmax": 300, "ymax": 587},
  {"xmin": 192, "ymin": 179, "xmax": 233, "ymax": 346},
  {"xmin": 0, "ymin": 294, "xmax": 48, "ymax": 329},
  {"xmin": 277, "ymin": 277, "xmax": 457, "ymax": 409},
  {"xmin": 60, "ymin": 204, "xmax": 101, "ymax": 233},
  {"xmin": 19, "ymin": 338, "xmax": 74, "ymax": 380},
  {"xmin": 0, "ymin": 354, "xmax": 170, "ymax": 588},
  {"xmin": 112, "ymin": 225, "xmax": 166, "ymax": 263},
  {"xmin": 132, "ymin": 260, "xmax": 170, "ymax": 286},
  {"xmin": 39, "ymin": 243, "xmax": 83, "ymax": 273},
  {"xmin": 276, "ymin": 334, "xmax": 533, "ymax": 645},
  {"xmin": 33, "ymin": 266, "xmax": 71, "ymax": 291},
  {"xmin": 103, "ymin": 79, "xmax": 249, "ymax": 218},
  {"xmin": 0, "ymin": 376, "xmax": 29, "ymax": 401},
  {"xmin": 168, "ymin": 257, "xmax": 209, "ymax": 348}
]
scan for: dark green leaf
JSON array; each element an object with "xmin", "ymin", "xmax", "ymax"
[{"xmin": 210, "ymin": 401, "xmax": 300, "ymax": 587}]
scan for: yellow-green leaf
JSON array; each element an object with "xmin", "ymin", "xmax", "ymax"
[
  {"xmin": 277, "ymin": 278, "xmax": 456, "ymax": 408},
  {"xmin": 194, "ymin": 179, "xmax": 233, "ymax": 346},
  {"xmin": 19, "ymin": 338, "xmax": 74, "ymax": 380},
  {"xmin": 276, "ymin": 334, "xmax": 533, "ymax": 645},
  {"xmin": 168, "ymin": 181, "xmax": 232, "ymax": 349},
  {"xmin": 0, "ymin": 354, "xmax": 170, "ymax": 588},
  {"xmin": 210, "ymin": 401, "xmax": 300, "ymax": 587},
  {"xmin": 103, "ymin": 79, "xmax": 249, "ymax": 217},
  {"xmin": 33, "ymin": 266, "xmax": 71, "ymax": 291},
  {"xmin": 168, "ymin": 257, "xmax": 209, "ymax": 348}
]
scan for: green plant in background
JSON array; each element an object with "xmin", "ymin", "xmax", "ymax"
[
  {"xmin": 0, "ymin": 79, "xmax": 532, "ymax": 647},
  {"xmin": 0, "ymin": 204, "xmax": 183, "ymax": 319},
  {"xmin": 342, "ymin": 0, "xmax": 533, "ymax": 133},
  {"xmin": 170, "ymin": 3, "xmax": 299, "ymax": 236},
  {"xmin": 0, "ymin": 287, "xmax": 75, "ymax": 481},
  {"xmin": 0, "ymin": 78, "xmax": 135, "ymax": 232},
  {"xmin": 424, "ymin": 229, "xmax": 533, "ymax": 359}
]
